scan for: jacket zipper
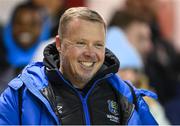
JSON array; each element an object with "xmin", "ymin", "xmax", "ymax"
[
  {"xmin": 57, "ymin": 71, "xmax": 114, "ymax": 125},
  {"xmin": 56, "ymin": 71, "xmax": 91, "ymax": 125},
  {"xmin": 20, "ymin": 74, "xmax": 60, "ymax": 124},
  {"xmin": 125, "ymin": 104, "xmax": 135, "ymax": 125}
]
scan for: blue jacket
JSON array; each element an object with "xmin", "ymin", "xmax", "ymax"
[
  {"xmin": 0, "ymin": 62, "xmax": 157, "ymax": 125},
  {"xmin": 0, "ymin": 43, "xmax": 158, "ymax": 125}
]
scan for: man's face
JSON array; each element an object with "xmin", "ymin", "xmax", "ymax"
[
  {"xmin": 125, "ymin": 22, "xmax": 152, "ymax": 60},
  {"xmin": 58, "ymin": 18, "xmax": 106, "ymax": 87},
  {"xmin": 13, "ymin": 8, "xmax": 42, "ymax": 49}
]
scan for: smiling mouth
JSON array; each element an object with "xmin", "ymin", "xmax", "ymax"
[{"xmin": 79, "ymin": 61, "xmax": 95, "ymax": 68}]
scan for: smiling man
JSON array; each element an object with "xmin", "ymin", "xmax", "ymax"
[
  {"xmin": 0, "ymin": 7, "xmax": 157, "ymax": 125},
  {"xmin": 56, "ymin": 15, "xmax": 106, "ymax": 89}
]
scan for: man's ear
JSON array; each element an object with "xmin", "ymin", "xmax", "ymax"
[{"xmin": 56, "ymin": 35, "xmax": 61, "ymax": 52}]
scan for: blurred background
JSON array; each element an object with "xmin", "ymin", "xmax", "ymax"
[{"xmin": 0, "ymin": 0, "xmax": 180, "ymax": 124}]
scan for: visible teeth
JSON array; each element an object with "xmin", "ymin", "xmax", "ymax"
[{"xmin": 81, "ymin": 62, "xmax": 93, "ymax": 67}]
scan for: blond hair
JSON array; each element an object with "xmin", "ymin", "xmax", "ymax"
[{"xmin": 58, "ymin": 7, "xmax": 106, "ymax": 38}]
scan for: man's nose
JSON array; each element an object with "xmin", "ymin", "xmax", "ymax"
[{"xmin": 83, "ymin": 46, "xmax": 96, "ymax": 58}]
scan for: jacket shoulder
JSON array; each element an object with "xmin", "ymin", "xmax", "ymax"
[
  {"xmin": 20, "ymin": 62, "xmax": 48, "ymax": 90},
  {"xmin": 107, "ymin": 74, "xmax": 157, "ymax": 102},
  {"xmin": 0, "ymin": 85, "xmax": 20, "ymax": 124},
  {"xmin": 107, "ymin": 74, "xmax": 158, "ymax": 125},
  {"xmin": 8, "ymin": 76, "xmax": 23, "ymax": 90},
  {"xmin": 7, "ymin": 62, "xmax": 47, "ymax": 90},
  {"xmin": 107, "ymin": 74, "xmax": 134, "ymax": 102}
]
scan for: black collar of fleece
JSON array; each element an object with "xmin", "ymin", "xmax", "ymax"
[{"xmin": 43, "ymin": 42, "xmax": 120, "ymax": 79}]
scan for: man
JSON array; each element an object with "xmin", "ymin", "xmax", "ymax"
[
  {"xmin": 109, "ymin": 10, "xmax": 153, "ymax": 61},
  {"xmin": 0, "ymin": 7, "xmax": 157, "ymax": 125}
]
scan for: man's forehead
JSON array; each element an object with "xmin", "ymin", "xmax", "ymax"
[
  {"xmin": 67, "ymin": 18, "xmax": 104, "ymax": 30},
  {"xmin": 67, "ymin": 18, "xmax": 85, "ymax": 28}
]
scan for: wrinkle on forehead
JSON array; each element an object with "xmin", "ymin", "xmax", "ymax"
[
  {"xmin": 69, "ymin": 18, "xmax": 82, "ymax": 27},
  {"xmin": 64, "ymin": 18, "xmax": 106, "ymax": 41}
]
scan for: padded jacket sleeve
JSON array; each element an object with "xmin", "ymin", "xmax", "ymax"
[
  {"xmin": 128, "ymin": 109, "xmax": 142, "ymax": 125},
  {"xmin": 0, "ymin": 87, "xmax": 20, "ymax": 124}
]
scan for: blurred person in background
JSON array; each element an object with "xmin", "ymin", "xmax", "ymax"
[
  {"xmin": 109, "ymin": 9, "xmax": 153, "ymax": 68},
  {"xmin": 0, "ymin": 24, "xmax": 8, "ymax": 93},
  {"xmin": 0, "ymin": 3, "xmax": 50, "ymax": 92},
  {"xmin": 124, "ymin": 0, "xmax": 180, "ymax": 106},
  {"xmin": 164, "ymin": 85, "xmax": 180, "ymax": 124},
  {"xmin": 27, "ymin": 0, "xmax": 67, "ymax": 37},
  {"xmin": 109, "ymin": 0, "xmax": 180, "ymax": 124},
  {"xmin": 106, "ymin": 26, "xmax": 170, "ymax": 125}
]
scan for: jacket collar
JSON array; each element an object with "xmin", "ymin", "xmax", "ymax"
[{"xmin": 43, "ymin": 42, "xmax": 120, "ymax": 78}]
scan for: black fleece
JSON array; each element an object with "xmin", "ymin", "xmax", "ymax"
[{"xmin": 42, "ymin": 42, "xmax": 126, "ymax": 125}]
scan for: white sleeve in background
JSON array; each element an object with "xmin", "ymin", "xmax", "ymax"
[
  {"xmin": 148, "ymin": 99, "xmax": 171, "ymax": 125},
  {"xmin": 32, "ymin": 38, "xmax": 55, "ymax": 62}
]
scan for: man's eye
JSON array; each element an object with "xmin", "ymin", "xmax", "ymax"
[
  {"xmin": 95, "ymin": 43, "xmax": 104, "ymax": 49},
  {"xmin": 76, "ymin": 42, "xmax": 86, "ymax": 47}
]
